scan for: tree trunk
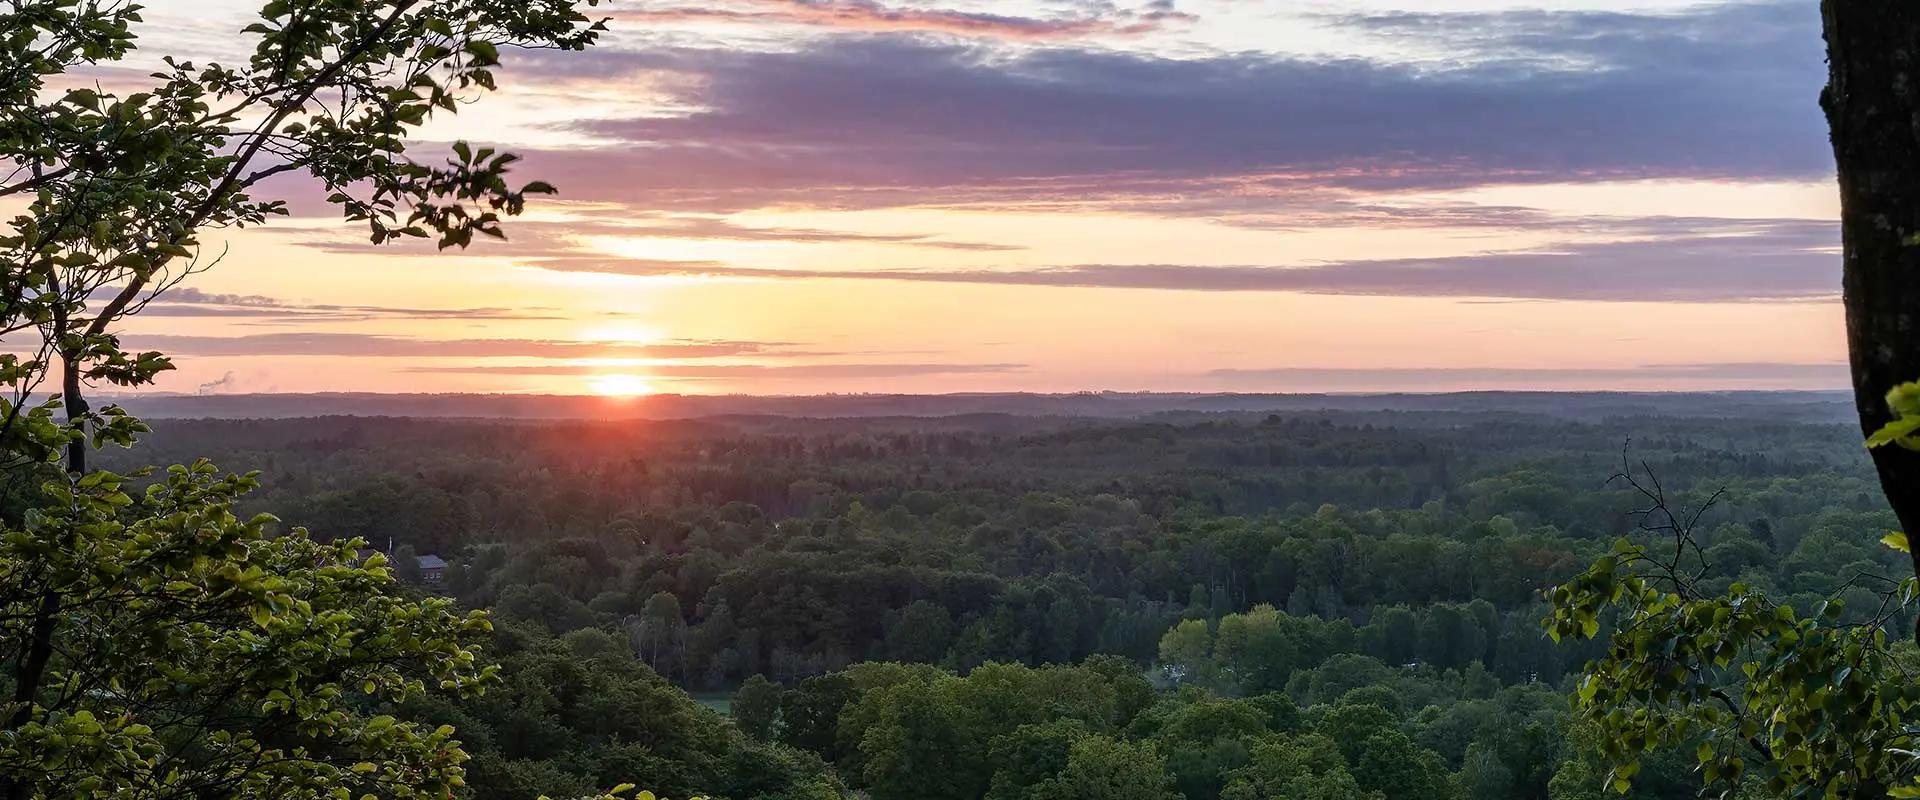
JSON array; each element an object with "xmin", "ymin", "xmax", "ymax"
[
  {"xmin": 1822, "ymin": 2, "xmax": 1920, "ymax": 600},
  {"xmin": 60, "ymin": 352, "xmax": 86, "ymax": 475}
]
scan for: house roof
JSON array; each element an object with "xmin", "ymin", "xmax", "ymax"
[{"xmin": 415, "ymin": 554, "xmax": 448, "ymax": 570}]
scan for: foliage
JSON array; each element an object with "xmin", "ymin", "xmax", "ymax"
[
  {"xmin": 0, "ymin": 0, "xmax": 603, "ymax": 470},
  {"xmin": 0, "ymin": 0, "xmax": 613, "ymax": 797},
  {"xmin": 1218, "ymin": 734, "xmax": 1375, "ymax": 800},
  {"xmin": 985, "ymin": 719, "xmax": 1089, "ymax": 800},
  {"xmin": 733, "ymin": 674, "xmax": 782, "ymax": 741},
  {"xmin": 1864, "ymin": 382, "xmax": 1920, "ymax": 453},
  {"xmin": 396, "ymin": 623, "xmax": 839, "ymax": 800},
  {"xmin": 1547, "ymin": 450, "xmax": 1920, "ymax": 797},
  {"xmin": 88, "ymin": 402, "xmax": 1908, "ymax": 798},
  {"xmin": 0, "ymin": 460, "xmax": 495, "ymax": 798},
  {"xmin": 1030, "ymin": 735, "xmax": 1179, "ymax": 800},
  {"xmin": 538, "ymin": 790, "xmax": 705, "ymax": 800}
]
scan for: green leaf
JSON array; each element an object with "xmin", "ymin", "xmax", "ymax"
[
  {"xmin": 1866, "ymin": 416, "xmax": 1920, "ymax": 448},
  {"xmin": 1889, "ymin": 381, "xmax": 1920, "ymax": 418},
  {"xmin": 1884, "ymin": 532, "xmax": 1910, "ymax": 553},
  {"xmin": 465, "ymin": 40, "xmax": 500, "ymax": 65},
  {"xmin": 63, "ymin": 88, "xmax": 101, "ymax": 111}
]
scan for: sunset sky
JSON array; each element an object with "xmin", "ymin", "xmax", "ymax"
[{"xmin": 108, "ymin": 0, "xmax": 1843, "ymax": 396}]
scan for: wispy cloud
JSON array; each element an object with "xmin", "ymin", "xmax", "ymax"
[
  {"xmin": 609, "ymin": 0, "xmax": 1194, "ymax": 41},
  {"xmin": 1203, "ymin": 362, "xmax": 1849, "ymax": 388},
  {"xmin": 519, "ymin": 218, "xmax": 1840, "ymax": 303},
  {"xmin": 489, "ymin": 0, "xmax": 1824, "ymax": 215},
  {"xmin": 406, "ymin": 362, "xmax": 1025, "ymax": 379},
  {"xmin": 140, "ymin": 288, "xmax": 568, "ymax": 323},
  {"xmin": 128, "ymin": 332, "xmax": 822, "ymax": 359},
  {"xmin": 277, "ymin": 211, "xmax": 1023, "ymax": 253}
]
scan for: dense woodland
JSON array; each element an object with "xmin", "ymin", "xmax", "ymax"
[
  {"xmin": 3, "ymin": 0, "xmax": 1914, "ymax": 795},
  {"xmin": 72, "ymin": 401, "xmax": 1904, "ymax": 799}
]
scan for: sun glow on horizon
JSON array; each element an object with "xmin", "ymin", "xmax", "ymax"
[
  {"xmin": 577, "ymin": 322, "xmax": 669, "ymax": 344},
  {"xmin": 586, "ymin": 373, "xmax": 656, "ymax": 397}
]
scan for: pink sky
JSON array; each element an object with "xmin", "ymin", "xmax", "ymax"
[{"xmin": 77, "ymin": 0, "xmax": 1847, "ymax": 396}]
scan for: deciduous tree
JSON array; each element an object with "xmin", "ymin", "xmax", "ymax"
[
  {"xmin": 1825, "ymin": 2, "xmax": 1920, "ymax": 594},
  {"xmin": 0, "ymin": 1, "xmax": 607, "ymax": 797},
  {"xmin": 0, "ymin": 0, "xmax": 602, "ymax": 473},
  {"xmin": 732, "ymin": 674, "xmax": 782, "ymax": 741}
]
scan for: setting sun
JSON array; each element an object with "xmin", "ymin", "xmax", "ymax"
[
  {"xmin": 6, "ymin": 1, "xmax": 1905, "ymax": 797},
  {"xmin": 586, "ymin": 373, "xmax": 654, "ymax": 397}
]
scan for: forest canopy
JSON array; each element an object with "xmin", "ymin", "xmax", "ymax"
[{"xmin": 82, "ymin": 400, "xmax": 1908, "ymax": 799}]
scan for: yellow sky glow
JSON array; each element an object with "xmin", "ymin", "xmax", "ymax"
[{"xmin": 60, "ymin": 0, "xmax": 1849, "ymax": 397}]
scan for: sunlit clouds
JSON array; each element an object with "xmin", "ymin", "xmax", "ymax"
[{"xmin": 104, "ymin": 0, "xmax": 1843, "ymax": 396}]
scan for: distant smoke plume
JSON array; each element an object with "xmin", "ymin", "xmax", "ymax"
[{"xmin": 197, "ymin": 372, "xmax": 237, "ymax": 395}]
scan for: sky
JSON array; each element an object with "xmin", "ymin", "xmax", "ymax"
[{"xmin": 91, "ymin": 0, "xmax": 1846, "ymax": 396}]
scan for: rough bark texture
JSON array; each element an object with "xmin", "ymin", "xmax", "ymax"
[{"xmin": 1823, "ymin": 2, "xmax": 1920, "ymax": 598}]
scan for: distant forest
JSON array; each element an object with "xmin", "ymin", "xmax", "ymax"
[
  {"xmin": 61, "ymin": 395, "xmax": 1895, "ymax": 800},
  {"xmin": 105, "ymin": 389, "xmax": 1857, "ymax": 423}
]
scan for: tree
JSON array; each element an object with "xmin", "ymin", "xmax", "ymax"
[
  {"xmin": 0, "ymin": 0, "xmax": 602, "ymax": 474},
  {"xmin": 1810, "ymin": 17, "xmax": 1920, "ymax": 785},
  {"xmin": 1545, "ymin": 458, "xmax": 1920, "ymax": 795},
  {"xmin": 1080, "ymin": 653, "xmax": 1157, "ymax": 729},
  {"xmin": 0, "ymin": 1, "xmax": 609, "ymax": 797},
  {"xmin": 1352, "ymin": 732, "xmax": 1452, "ymax": 800},
  {"xmin": 884, "ymin": 600, "xmax": 955, "ymax": 663},
  {"xmin": 985, "ymin": 720, "xmax": 1088, "ymax": 800},
  {"xmin": 1146, "ymin": 698, "xmax": 1271, "ymax": 800},
  {"xmin": 1213, "ymin": 604, "xmax": 1315, "ymax": 693},
  {"xmin": 1358, "ymin": 605, "xmax": 1419, "ymax": 667},
  {"xmin": 1220, "ymin": 734, "xmax": 1377, "ymax": 800},
  {"xmin": 0, "ymin": 461, "xmax": 497, "ymax": 798},
  {"xmin": 1823, "ymin": 2, "xmax": 1920, "ymax": 595},
  {"xmin": 404, "ymin": 627, "xmax": 834, "ymax": 800},
  {"xmin": 1545, "ymin": 759, "xmax": 1604, "ymax": 800},
  {"xmin": 849, "ymin": 663, "xmax": 1125, "ymax": 800},
  {"xmin": 393, "ymin": 542, "xmax": 423, "ymax": 584},
  {"xmin": 857, "ymin": 681, "xmax": 971, "ymax": 800},
  {"xmin": 1157, "ymin": 619, "xmax": 1211, "ymax": 686},
  {"xmin": 732, "ymin": 674, "xmax": 782, "ymax": 741},
  {"xmin": 634, "ymin": 591, "xmax": 687, "ymax": 675},
  {"xmin": 1318, "ymin": 703, "xmax": 1399, "ymax": 767},
  {"xmin": 777, "ymin": 673, "xmax": 857, "ymax": 761},
  {"xmin": 1459, "ymin": 742, "xmax": 1516, "ymax": 800},
  {"xmin": 1029, "ymin": 735, "xmax": 1179, "ymax": 800}
]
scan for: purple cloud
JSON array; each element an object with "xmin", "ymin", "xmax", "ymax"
[
  {"xmin": 125, "ymin": 332, "xmax": 825, "ymax": 359},
  {"xmin": 1203, "ymin": 362, "xmax": 1848, "ymax": 389},
  {"xmin": 516, "ymin": 218, "xmax": 1841, "ymax": 303},
  {"xmin": 405, "ymin": 362, "xmax": 1025, "ymax": 379},
  {"xmin": 484, "ymin": 0, "xmax": 1825, "ymax": 214},
  {"xmin": 274, "ymin": 211, "xmax": 1022, "ymax": 254},
  {"xmin": 138, "ymin": 288, "xmax": 569, "ymax": 323},
  {"xmin": 611, "ymin": 0, "xmax": 1194, "ymax": 41}
]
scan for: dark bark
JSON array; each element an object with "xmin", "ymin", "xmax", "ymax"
[
  {"xmin": 3, "ymin": 355, "xmax": 70, "ymax": 800},
  {"xmin": 3, "ymin": 359, "xmax": 88, "ymax": 800},
  {"xmin": 61, "ymin": 352, "xmax": 86, "ymax": 476},
  {"xmin": 1822, "ymin": 2, "xmax": 1920, "ymax": 614},
  {"xmin": 1, "ymin": 586, "xmax": 59, "ymax": 800},
  {"xmin": 8, "ymin": 593, "xmax": 59, "ymax": 728}
]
